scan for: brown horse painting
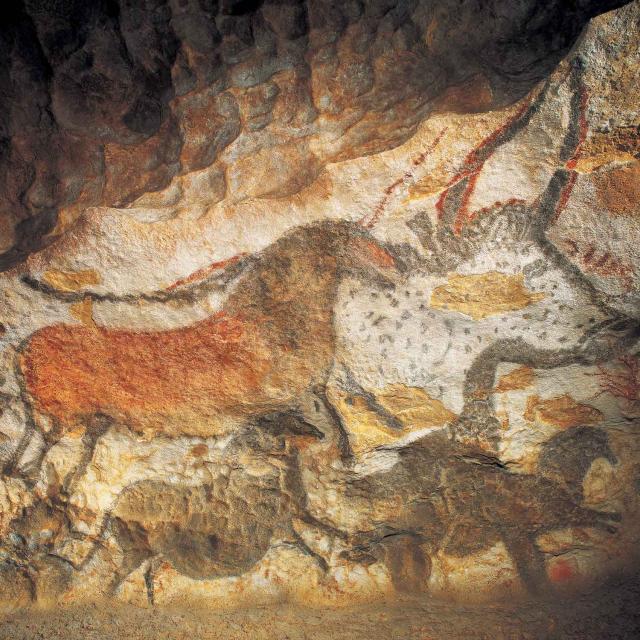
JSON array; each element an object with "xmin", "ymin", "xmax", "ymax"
[{"xmin": 5, "ymin": 220, "xmax": 407, "ymax": 485}]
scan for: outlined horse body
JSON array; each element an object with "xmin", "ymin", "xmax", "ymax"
[{"xmin": 5, "ymin": 220, "xmax": 406, "ymax": 484}]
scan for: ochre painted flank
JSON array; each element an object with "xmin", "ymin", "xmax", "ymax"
[
  {"xmin": 42, "ymin": 269, "xmax": 102, "ymax": 292},
  {"xmin": 495, "ymin": 366, "xmax": 535, "ymax": 393}
]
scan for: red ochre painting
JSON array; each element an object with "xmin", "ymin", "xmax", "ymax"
[{"xmin": 0, "ymin": 2, "xmax": 639, "ymax": 638}]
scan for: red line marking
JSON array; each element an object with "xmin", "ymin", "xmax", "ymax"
[
  {"xmin": 552, "ymin": 86, "xmax": 589, "ymax": 223},
  {"xmin": 583, "ymin": 243, "xmax": 596, "ymax": 265},
  {"xmin": 452, "ymin": 169, "xmax": 481, "ymax": 235},
  {"xmin": 384, "ymin": 178, "xmax": 403, "ymax": 195},
  {"xmin": 597, "ymin": 355, "xmax": 640, "ymax": 408},
  {"xmin": 567, "ymin": 87, "xmax": 589, "ymax": 170},
  {"xmin": 561, "ymin": 238, "xmax": 579, "ymax": 257},
  {"xmin": 359, "ymin": 128, "xmax": 447, "ymax": 228},
  {"xmin": 166, "ymin": 253, "xmax": 246, "ymax": 291},
  {"xmin": 562, "ymin": 237, "xmax": 634, "ymax": 290},
  {"xmin": 436, "ymin": 97, "xmax": 533, "ymax": 234},
  {"xmin": 552, "ymin": 171, "xmax": 578, "ymax": 223}
]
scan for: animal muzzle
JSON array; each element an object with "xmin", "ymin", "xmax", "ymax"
[{"xmin": 581, "ymin": 317, "xmax": 640, "ymax": 359}]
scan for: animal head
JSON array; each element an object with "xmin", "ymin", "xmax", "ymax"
[
  {"xmin": 252, "ymin": 219, "xmax": 409, "ymax": 296},
  {"xmin": 329, "ymin": 221, "xmax": 407, "ymax": 289},
  {"xmin": 255, "ymin": 411, "xmax": 326, "ymax": 447},
  {"xmin": 537, "ymin": 425, "xmax": 618, "ymax": 501}
]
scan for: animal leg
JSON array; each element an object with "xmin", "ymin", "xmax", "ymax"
[
  {"xmin": 500, "ymin": 531, "xmax": 550, "ymax": 598},
  {"xmin": 62, "ymin": 413, "xmax": 112, "ymax": 497},
  {"xmin": 109, "ymin": 517, "xmax": 153, "ymax": 598},
  {"xmin": 289, "ymin": 529, "xmax": 329, "ymax": 572},
  {"xmin": 0, "ymin": 397, "xmax": 53, "ymax": 480},
  {"xmin": 1, "ymin": 418, "xmax": 34, "ymax": 478},
  {"xmin": 143, "ymin": 558, "xmax": 161, "ymax": 606},
  {"xmin": 377, "ymin": 532, "xmax": 431, "ymax": 594},
  {"xmin": 309, "ymin": 384, "xmax": 354, "ymax": 464}
]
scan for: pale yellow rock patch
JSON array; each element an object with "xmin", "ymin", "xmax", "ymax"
[
  {"xmin": 495, "ymin": 366, "xmax": 535, "ymax": 393},
  {"xmin": 574, "ymin": 151, "xmax": 637, "ymax": 173},
  {"xmin": 430, "ymin": 272, "xmax": 545, "ymax": 320},
  {"xmin": 583, "ymin": 458, "xmax": 617, "ymax": 505},
  {"xmin": 402, "ymin": 172, "xmax": 449, "ymax": 203},
  {"xmin": 42, "ymin": 268, "xmax": 102, "ymax": 292},
  {"xmin": 69, "ymin": 297, "xmax": 95, "ymax": 326},
  {"xmin": 376, "ymin": 383, "xmax": 458, "ymax": 427},
  {"xmin": 330, "ymin": 384, "xmax": 457, "ymax": 455}
]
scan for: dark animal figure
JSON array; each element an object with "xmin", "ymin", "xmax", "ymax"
[
  {"xmin": 4, "ymin": 220, "xmax": 407, "ymax": 485},
  {"xmin": 101, "ymin": 414, "xmax": 338, "ymax": 602},
  {"xmin": 341, "ymin": 430, "xmax": 620, "ymax": 597},
  {"xmin": 0, "ymin": 413, "xmax": 336, "ymax": 605},
  {"xmin": 0, "ymin": 500, "xmax": 75, "ymax": 606}
]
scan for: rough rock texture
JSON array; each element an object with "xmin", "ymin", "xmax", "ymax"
[
  {"xmin": 0, "ymin": 0, "xmax": 639, "ymax": 627},
  {"xmin": 0, "ymin": 0, "xmax": 631, "ymax": 269}
]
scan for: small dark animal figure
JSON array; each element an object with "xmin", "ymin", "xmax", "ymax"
[
  {"xmin": 0, "ymin": 500, "xmax": 76, "ymax": 606},
  {"xmin": 5, "ymin": 220, "xmax": 407, "ymax": 486},
  {"xmin": 103, "ymin": 414, "xmax": 337, "ymax": 601}
]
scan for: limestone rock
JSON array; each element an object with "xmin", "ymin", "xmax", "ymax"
[{"xmin": 0, "ymin": 0, "xmax": 639, "ymax": 616}]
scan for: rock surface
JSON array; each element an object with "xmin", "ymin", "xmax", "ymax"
[
  {"xmin": 3, "ymin": 581, "xmax": 640, "ymax": 640},
  {"xmin": 0, "ymin": 0, "xmax": 639, "ymax": 621}
]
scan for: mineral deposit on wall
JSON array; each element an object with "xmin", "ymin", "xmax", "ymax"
[{"xmin": 0, "ymin": 0, "xmax": 639, "ymax": 613}]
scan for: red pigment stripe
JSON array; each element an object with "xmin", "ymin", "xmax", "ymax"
[
  {"xmin": 552, "ymin": 86, "xmax": 589, "ymax": 223},
  {"xmin": 166, "ymin": 253, "xmax": 246, "ymax": 291},
  {"xmin": 436, "ymin": 96, "xmax": 534, "ymax": 227},
  {"xmin": 551, "ymin": 171, "xmax": 578, "ymax": 224},
  {"xmin": 452, "ymin": 169, "xmax": 482, "ymax": 235},
  {"xmin": 362, "ymin": 195, "xmax": 390, "ymax": 229},
  {"xmin": 566, "ymin": 86, "xmax": 589, "ymax": 170},
  {"xmin": 360, "ymin": 127, "xmax": 447, "ymax": 228}
]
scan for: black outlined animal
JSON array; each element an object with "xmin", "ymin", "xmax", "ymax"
[
  {"xmin": 99, "ymin": 414, "xmax": 340, "ymax": 601},
  {"xmin": 5, "ymin": 220, "xmax": 408, "ymax": 488},
  {"xmin": 340, "ymin": 430, "xmax": 620, "ymax": 596}
]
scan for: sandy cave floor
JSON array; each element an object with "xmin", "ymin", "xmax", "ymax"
[{"xmin": 2, "ymin": 576, "xmax": 640, "ymax": 640}]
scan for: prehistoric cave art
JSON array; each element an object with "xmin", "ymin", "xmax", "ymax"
[
  {"xmin": 6, "ymin": 221, "xmax": 404, "ymax": 482},
  {"xmin": 0, "ymin": 0, "xmax": 639, "ymax": 620}
]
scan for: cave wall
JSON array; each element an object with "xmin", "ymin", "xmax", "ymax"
[{"xmin": 0, "ymin": 0, "xmax": 639, "ymax": 610}]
